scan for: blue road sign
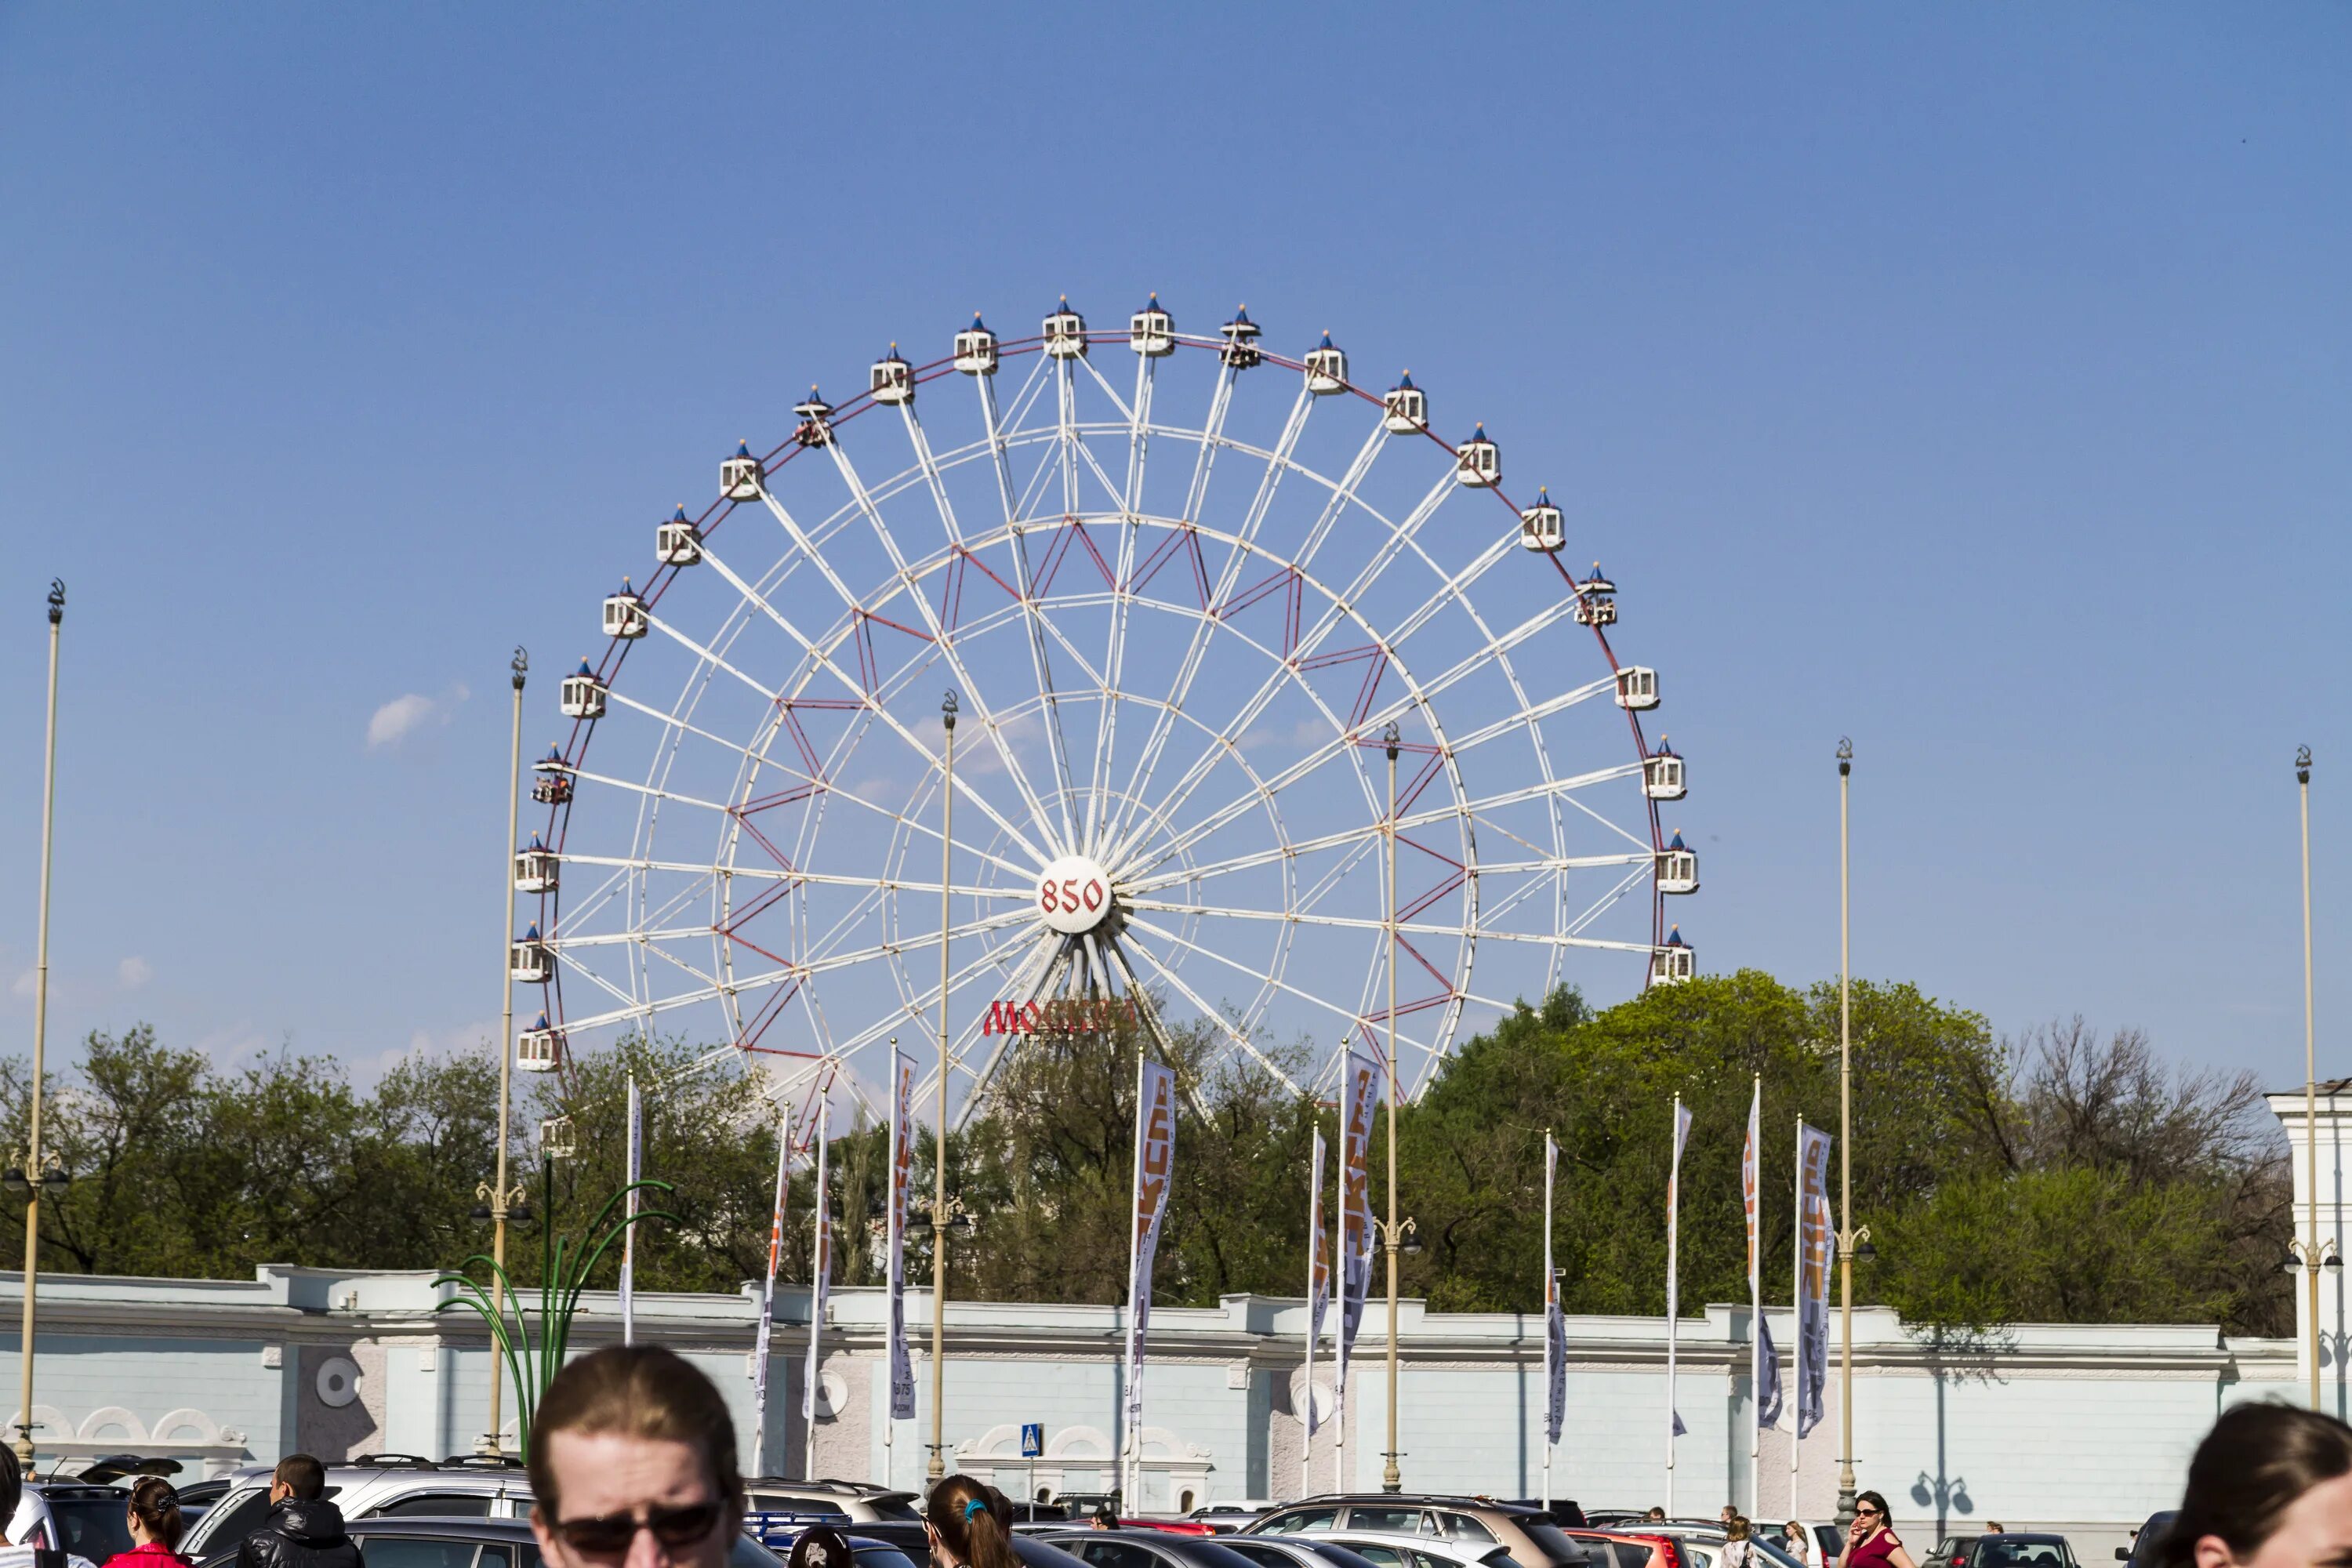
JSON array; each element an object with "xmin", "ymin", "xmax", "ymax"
[{"xmin": 1021, "ymin": 1422, "xmax": 1044, "ymax": 1458}]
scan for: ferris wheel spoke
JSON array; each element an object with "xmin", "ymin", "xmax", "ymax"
[
  {"xmin": 1105, "ymin": 932, "xmax": 1300, "ymax": 1094},
  {"xmin": 560, "ymin": 852, "xmax": 1032, "ymax": 898},
  {"xmin": 1131, "ymin": 468, "xmax": 1461, "ymax": 853},
  {"xmin": 1104, "ymin": 389, "xmax": 1335, "ymax": 858},
  {"xmin": 830, "ymin": 430, "xmax": 1064, "ymax": 853}
]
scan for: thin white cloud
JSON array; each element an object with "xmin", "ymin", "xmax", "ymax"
[
  {"xmin": 118, "ymin": 956, "xmax": 151, "ymax": 989},
  {"xmin": 367, "ymin": 682, "xmax": 470, "ymax": 750}
]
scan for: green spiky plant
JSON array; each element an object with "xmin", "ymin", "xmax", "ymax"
[{"xmin": 435, "ymin": 1153, "xmax": 678, "ymax": 1454}]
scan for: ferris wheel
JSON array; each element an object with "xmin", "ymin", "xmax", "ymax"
[{"xmin": 505, "ymin": 295, "xmax": 1698, "ymax": 1120}]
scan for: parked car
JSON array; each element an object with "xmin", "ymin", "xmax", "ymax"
[
  {"xmin": 182, "ymin": 1459, "xmax": 535, "ymax": 1566},
  {"xmin": 833, "ymin": 1516, "xmax": 1088, "ymax": 1568},
  {"xmin": 343, "ymin": 1514, "xmax": 790, "ymax": 1568},
  {"xmin": 9, "ymin": 1481, "xmax": 135, "ymax": 1562},
  {"xmin": 1246, "ymin": 1496, "xmax": 1589, "ymax": 1568},
  {"xmin": 1972, "ymin": 1537, "xmax": 2080, "ymax": 1568},
  {"xmin": 743, "ymin": 1479, "xmax": 924, "ymax": 1524},
  {"xmin": 1191, "ymin": 1507, "xmax": 1276, "ymax": 1535},
  {"xmin": 1044, "ymin": 1526, "xmax": 1273, "ymax": 1568},
  {"xmin": 2118, "ymin": 1515, "xmax": 2176, "ymax": 1568},
  {"xmin": 1220, "ymin": 1537, "xmax": 1387, "ymax": 1568},
  {"xmin": 1319, "ymin": 1530, "xmax": 1528, "ymax": 1568},
  {"xmin": 1559, "ymin": 1529, "xmax": 1691, "ymax": 1568}
]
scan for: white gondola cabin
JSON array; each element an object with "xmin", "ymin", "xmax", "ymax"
[
  {"xmin": 1305, "ymin": 332, "xmax": 1347, "ymax": 395},
  {"xmin": 870, "ymin": 344, "xmax": 915, "ymax": 405},
  {"xmin": 1650, "ymin": 927, "xmax": 1696, "ymax": 985},
  {"xmin": 1575, "ymin": 591, "xmax": 1617, "ymax": 628},
  {"xmin": 1044, "ymin": 297, "xmax": 1087, "ymax": 359},
  {"xmin": 720, "ymin": 441, "xmax": 763, "ymax": 502},
  {"xmin": 603, "ymin": 579, "xmax": 648, "ymax": 639},
  {"xmin": 1657, "ymin": 830, "xmax": 1699, "ymax": 895},
  {"xmin": 953, "ymin": 314, "xmax": 999, "ymax": 376},
  {"xmin": 560, "ymin": 659, "xmax": 608, "ymax": 720},
  {"xmin": 517, "ymin": 1013, "xmax": 563, "ymax": 1073},
  {"xmin": 1131, "ymin": 294, "xmax": 1175, "ymax": 357},
  {"xmin": 1220, "ymin": 307, "xmax": 1262, "ymax": 368},
  {"xmin": 1384, "ymin": 372, "xmax": 1427, "ymax": 433},
  {"xmin": 1519, "ymin": 488, "xmax": 1563, "ymax": 551},
  {"xmin": 1456, "ymin": 424, "xmax": 1501, "ymax": 488},
  {"xmin": 540, "ymin": 1114, "xmax": 577, "ymax": 1159},
  {"xmin": 657, "ymin": 504, "xmax": 702, "ymax": 566},
  {"xmin": 1613, "ymin": 665, "xmax": 1659, "ymax": 711},
  {"xmin": 1644, "ymin": 739, "xmax": 1686, "ymax": 800},
  {"xmin": 531, "ymin": 746, "xmax": 573, "ymax": 805},
  {"xmin": 514, "ymin": 833, "xmax": 560, "ymax": 894},
  {"xmin": 794, "ymin": 387, "xmax": 834, "ymax": 448},
  {"xmin": 509, "ymin": 924, "xmax": 554, "ymax": 984}
]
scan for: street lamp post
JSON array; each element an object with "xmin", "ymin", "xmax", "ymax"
[
  {"xmin": 14, "ymin": 581, "xmax": 66, "ymax": 1470},
  {"xmin": 1379, "ymin": 721, "xmax": 1417, "ymax": 1494},
  {"xmin": 481, "ymin": 647, "xmax": 527, "ymax": 1456},
  {"xmin": 930, "ymin": 691, "xmax": 956, "ymax": 1484},
  {"xmin": 1833, "ymin": 739, "xmax": 1871, "ymax": 1530}
]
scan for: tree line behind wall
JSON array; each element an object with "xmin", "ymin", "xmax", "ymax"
[{"xmin": 0, "ymin": 970, "xmax": 2292, "ymax": 1335}]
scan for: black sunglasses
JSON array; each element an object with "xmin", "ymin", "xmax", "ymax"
[
  {"xmin": 1856, "ymin": 1508, "xmax": 1883, "ymax": 1519},
  {"xmin": 554, "ymin": 1502, "xmax": 729, "ymax": 1555}
]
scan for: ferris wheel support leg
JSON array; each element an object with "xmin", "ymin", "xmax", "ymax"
[{"xmin": 952, "ymin": 936, "xmax": 1075, "ymax": 1134}]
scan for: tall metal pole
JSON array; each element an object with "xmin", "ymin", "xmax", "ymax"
[
  {"xmin": 1835, "ymin": 738, "xmax": 1857, "ymax": 1529},
  {"xmin": 14, "ymin": 581, "xmax": 64, "ymax": 1471},
  {"xmin": 484, "ymin": 647, "xmax": 525, "ymax": 1456},
  {"xmin": 930, "ymin": 691, "xmax": 956, "ymax": 1483},
  {"xmin": 1381, "ymin": 723, "xmax": 1403, "ymax": 1494},
  {"xmin": 2300, "ymin": 746, "xmax": 2322, "ymax": 1411}
]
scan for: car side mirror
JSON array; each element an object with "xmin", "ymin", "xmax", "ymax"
[{"xmin": 2114, "ymin": 1554, "xmax": 2129, "ymax": 1562}]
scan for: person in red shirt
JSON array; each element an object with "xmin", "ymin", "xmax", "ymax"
[
  {"xmin": 103, "ymin": 1479, "xmax": 192, "ymax": 1568},
  {"xmin": 1844, "ymin": 1493, "xmax": 1918, "ymax": 1568}
]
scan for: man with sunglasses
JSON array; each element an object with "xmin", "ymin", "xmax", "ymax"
[{"xmin": 528, "ymin": 1345, "xmax": 746, "ymax": 1568}]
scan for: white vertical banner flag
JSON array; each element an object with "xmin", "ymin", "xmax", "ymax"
[
  {"xmin": 1544, "ymin": 1131, "xmax": 1566, "ymax": 1449},
  {"xmin": 1795, "ymin": 1120, "xmax": 1834, "ymax": 1439},
  {"xmin": 1305, "ymin": 1128, "xmax": 1330, "ymax": 1438},
  {"xmin": 802, "ymin": 1100, "xmax": 833, "ymax": 1482},
  {"xmin": 886, "ymin": 1050, "xmax": 917, "ymax": 1422},
  {"xmin": 1123, "ymin": 1058, "xmax": 1176, "ymax": 1501},
  {"xmin": 1665, "ymin": 1095, "xmax": 1692, "ymax": 1512},
  {"xmin": 1333, "ymin": 1047, "xmax": 1380, "ymax": 1481},
  {"xmin": 750, "ymin": 1111, "xmax": 792, "ymax": 1475},
  {"xmin": 621, "ymin": 1075, "xmax": 643, "ymax": 1345}
]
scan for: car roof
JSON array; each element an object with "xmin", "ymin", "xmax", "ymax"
[
  {"xmin": 1283, "ymin": 1501, "xmax": 1539, "ymax": 1517},
  {"xmin": 349, "ymin": 1519, "xmax": 539, "ymax": 1538}
]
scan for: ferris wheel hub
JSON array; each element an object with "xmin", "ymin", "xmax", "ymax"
[{"xmin": 1034, "ymin": 854, "xmax": 1116, "ymax": 936}]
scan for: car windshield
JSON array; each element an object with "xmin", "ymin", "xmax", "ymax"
[
  {"xmin": 1752, "ymin": 1538, "xmax": 1804, "ymax": 1568},
  {"xmin": 50, "ymin": 1497, "xmax": 137, "ymax": 1563},
  {"xmin": 852, "ymin": 1550, "xmax": 920, "ymax": 1568},
  {"xmin": 1977, "ymin": 1546, "xmax": 2067, "ymax": 1568}
]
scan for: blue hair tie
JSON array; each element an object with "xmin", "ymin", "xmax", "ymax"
[{"xmin": 964, "ymin": 1500, "xmax": 988, "ymax": 1521}]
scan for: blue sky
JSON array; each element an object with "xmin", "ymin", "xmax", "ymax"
[{"xmin": 1, "ymin": 5, "xmax": 2344, "ymax": 1092}]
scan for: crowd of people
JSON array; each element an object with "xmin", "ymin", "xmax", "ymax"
[{"xmin": 0, "ymin": 1347, "xmax": 2347, "ymax": 1568}]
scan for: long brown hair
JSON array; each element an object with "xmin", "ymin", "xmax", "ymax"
[
  {"xmin": 129, "ymin": 1478, "xmax": 186, "ymax": 1551},
  {"xmin": 2165, "ymin": 1403, "xmax": 2352, "ymax": 1568},
  {"xmin": 926, "ymin": 1475, "xmax": 1016, "ymax": 1568}
]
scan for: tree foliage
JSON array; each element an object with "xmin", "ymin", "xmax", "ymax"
[{"xmin": 0, "ymin": 978, "xmax": 2291, "ymax": 1337}]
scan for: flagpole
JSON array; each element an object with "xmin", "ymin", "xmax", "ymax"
[
  {"xmin": 622, "ymin": 1074, "xmax": 641, "ymax": 1345},
  {"xmin": 1666, "ymin": 1091, "xmax": 1682, "ymax": 1519},
  {"xmin": 1791, "ymin": 1115, "xmax": 1802, "ymax": 1517},
  {"xmin": 1542, "ymin": 1142, "xmax": 1553, "ymax": 1511},
  {"xmin": 930, "ymin": 691, "xmax": 956, "ymax": 1482},
  {"xmin": 750, "ymin": 1110, "xmax": 790, "ymax": 1478},
  {"xmin": 1302, "ymin": 1129, "xmax": 1323, "ymax": 1500},
  {"xmin": 1751, "ymin": 1075, "xmax": 1763, "ymax": 1519},
  {"xmin": 805, "ymin": 1098, "xmax": 829, "ymax": 1480},
  {"xmin": 1123, "ymin": 1045, "xmax": 1145, "ymax": 1512},
  {"xmin": 1334, "ymin": 1149, "xmax": 1347, "ymax": 1497}
]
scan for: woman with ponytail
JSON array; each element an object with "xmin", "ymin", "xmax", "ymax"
[
  {"xmin": 924, "ymin": 1476, "xmax": 1017, "ymax": 1568},
  {"xmin": 103, "ymin": 1479, "xmax": 190, "ymax": 1568}
]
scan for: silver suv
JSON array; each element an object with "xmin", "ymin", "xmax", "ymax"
[
  {"xmin": 180, "ymin": 1459, "xmax": 534, "ymax": 1566},
  {"xmin": 741, "ymin": 1479, "xmax": 921, "ymax": 1525}
]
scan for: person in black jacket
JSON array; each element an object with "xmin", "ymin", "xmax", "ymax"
[{"xmin": 236, "ymin": 1457, "xmax": 363, "ymax": 1568}]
